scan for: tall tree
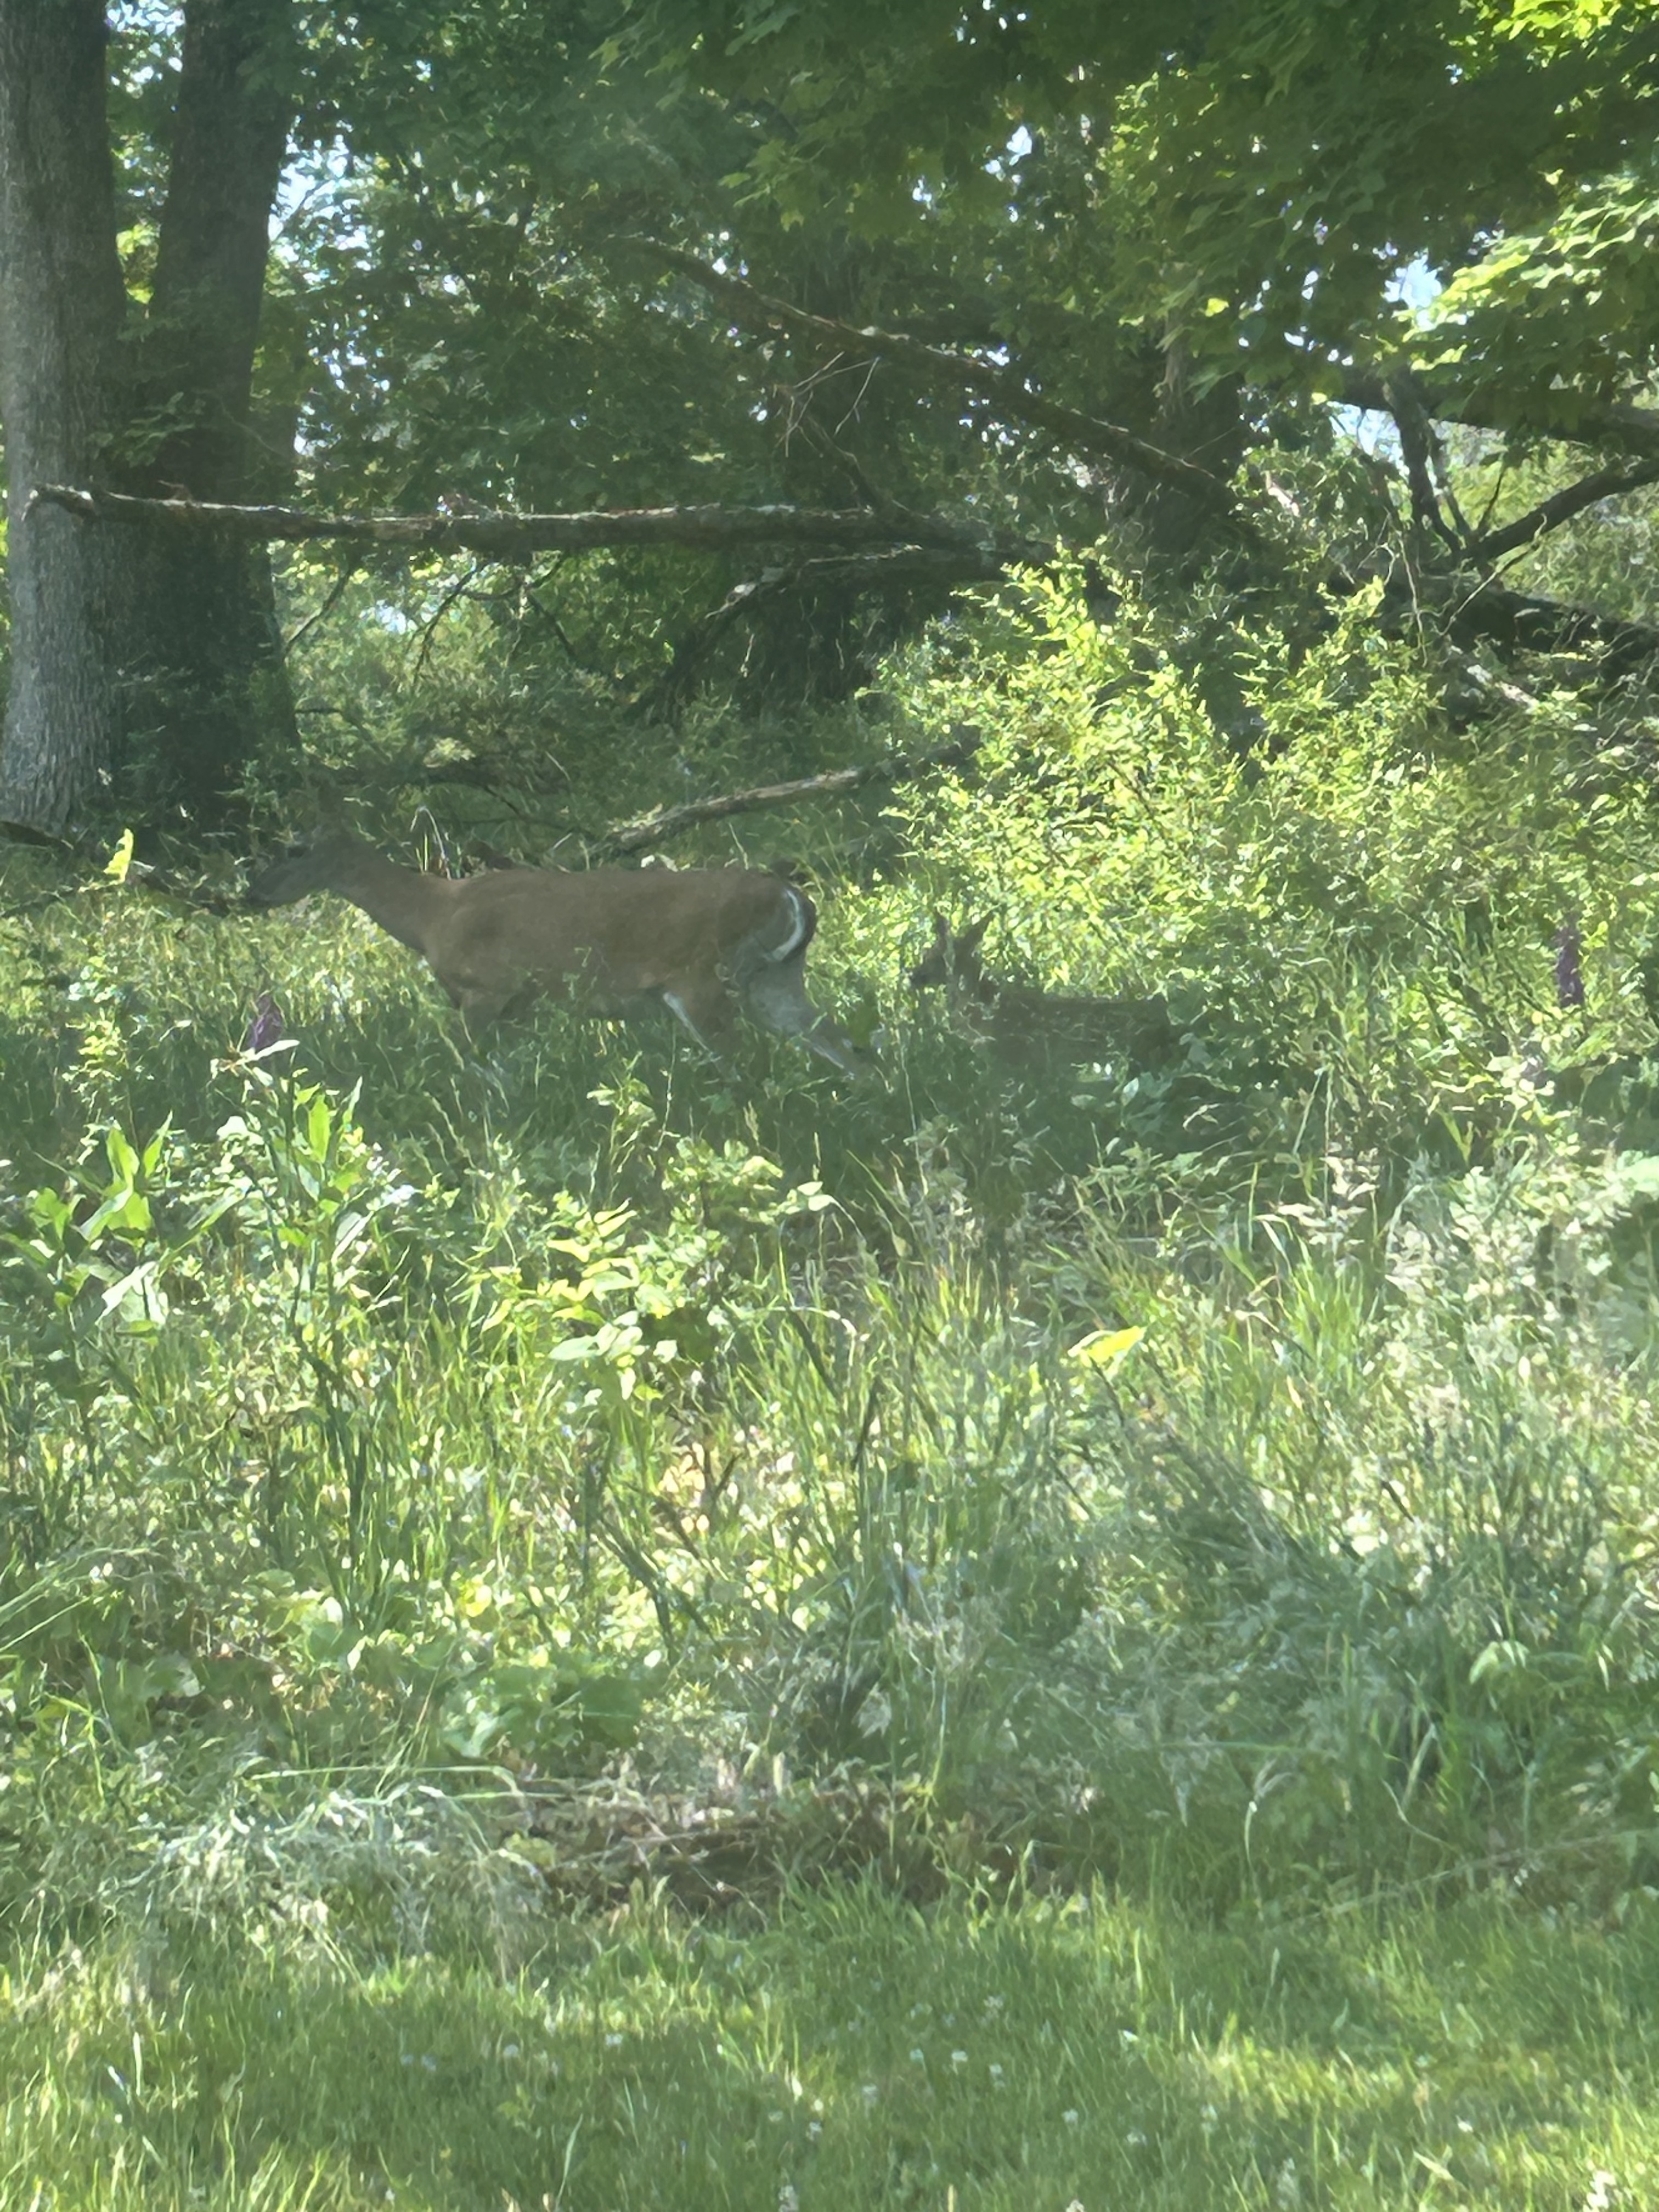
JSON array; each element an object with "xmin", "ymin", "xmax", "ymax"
[
  {"xmin": 0, "ymin": 0, "xmax": 298, "ymax": 836},
  {"xmin": 120, "ymin": 0, "xmax": 300, "ymax": 824},
  {"xmin": 0, "ymin": 0, "xmax": 132, "ymax": 832}
]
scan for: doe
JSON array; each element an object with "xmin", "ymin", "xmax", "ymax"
[{"xmin": 246, "ymin": 830, "xmax": 867, "ymax": 1074}]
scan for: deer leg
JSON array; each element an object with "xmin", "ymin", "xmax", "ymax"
[
  {"xmin": 661, "ymin": 977, "xmax": 741, "ymax": 1058},
  {"xmin": 740, "ymin": 956, "xmax": 868, "ymax": 1077},
  {"xmin": 455, "ymin": 986, "xmax": 514, "ymax": 1040}
]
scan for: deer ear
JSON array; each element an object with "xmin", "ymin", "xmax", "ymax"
[{"xmin": 960, "ymin": 915, "xmax": 991, "ymax": 955}]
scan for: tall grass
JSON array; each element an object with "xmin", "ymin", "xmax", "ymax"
[{"xmin": 6, "ymin": 558, "xmax": 1659, "ymax": 2201}]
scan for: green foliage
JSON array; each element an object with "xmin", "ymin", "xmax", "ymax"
[
  {"xmin": 11, "ymin": 0, "xmax": 1659, "ymax": 2185},
  {"xmin": 1420, "ymin": 167, "xmax": 1659, "ymax": 411},
  {"xmin": 11, "ymin": 504, "xmax": 1659, "ymax": 2196},
  {"xmin": 631, "ymin": 0, "xmax": 1659, "ymax": 390}
]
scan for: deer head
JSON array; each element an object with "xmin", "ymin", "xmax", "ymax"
[{"xmin": 909, "ymin": 912, "xmax": 993, "ymax": 1001}]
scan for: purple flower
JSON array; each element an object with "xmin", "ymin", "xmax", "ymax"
[
  {"xmin": 244, "ymin": 992, "xmax": 285, "ymax": 1054},
  {"xmin": 1554, "ymin": 925, "xmax": 1585, "ymax": 1011}
]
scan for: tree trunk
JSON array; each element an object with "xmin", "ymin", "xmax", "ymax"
[
  {"xmin": 119, "ymin": 0, "xmax": 298, "ymax": 825},
  {"xmin": 0, "ymin": 0, "xmax": 132, "ymax": 834}
]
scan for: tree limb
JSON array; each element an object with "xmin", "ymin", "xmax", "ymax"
[
  {"xmin": 590, "ymin": 729, "xmax": 984, "ymax": 859},
  {"xmin": 1385, "ymin": 370, "xmax": 1466, "ymax": 551},
  {"xmin": 1464, "ymin": 458, "xmax": 1659, "ymax": 565},
  {"xmin": 1333, "ymin": 369, "xmax": 1659, "ymax": 462},
  {"xmin": 26, "ymin": 482, "xmax": 990, "ymax": 556},
  {"xmin": 1443, "ymin": 578, "xmax": 1659, "ymax": 673},
  {"xmin": 283, "ymin": 554, "xmax": 360, "ymax": 653},
  {"xmin": 630, "ymin": 238, "xmax": 1233, "ymax": 510}
]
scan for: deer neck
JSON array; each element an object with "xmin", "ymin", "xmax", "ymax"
[{"xmin": 329, "ymin": 846, "xmax": 447, "ymax": 956}]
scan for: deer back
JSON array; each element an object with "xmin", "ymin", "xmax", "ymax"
[{"xmin": 432, "ymin": 862, "xmax": 810, "ymax": 1003}]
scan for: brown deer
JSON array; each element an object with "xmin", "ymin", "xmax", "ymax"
[
  {"xmin": 246, "ymin": 831, "xmax": 867, "ymax": 1074},
  {"xmin": 910, "ymin": 913, "xmax": 1175, "ymax": 1066}
]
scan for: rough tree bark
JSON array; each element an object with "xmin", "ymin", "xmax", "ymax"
[
  {"xmin": 0, "ymin": 0, "xmax": 132, "ymax": 833},
  {"xmin": 0, "ymin": 0, "xmax": 298, "ymax": 836},
  {"xmin": 119, "ymin": 0, "xmax": 299, "ymax": 823}
]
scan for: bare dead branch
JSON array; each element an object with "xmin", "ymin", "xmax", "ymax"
[
  {"xmin": 282, "ymin": 555, "xmax": 361, "ymax": 654},
  {"xmin": 590, "ymin": 728, "xmax": 984, "ymax": 859},
  {"xmin": 27, "ymin": 482, "xmax": 987, "ymax": 557},
  {"xmin": 1446, "ymin": 577, "xmax": 1659, "ymax": 671},
  {"xmin": 1333, "ymin": 369, "xmax": 1659, "ymax": 462},
  {"xmin": 411, "ymin": 561, "xmax": 484, "ymax": 680}
]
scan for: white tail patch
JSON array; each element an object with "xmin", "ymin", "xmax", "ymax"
[{"xmin": 765, "ymin": 884, "xmax": 812, "ymax": 965}]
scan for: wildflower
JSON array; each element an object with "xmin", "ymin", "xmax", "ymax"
[
  {"xmin": 808, "ymin": 2121, "xmax": 822, "ymax": 2140},
  {"xmin": 243, "ymin": 992, "xmax": 285, "ymax": 1054},
  {"xmin": 861, "ymin": 2084, "xmax": 878, "ymax": 2108},
  {"xmin": 951, "ymin": 2050, "xmax": 968, "ymax": 2069},
  {"xmin": 910, "ymin": 2049, "xmax": 926, "ymax": 2063},
  {"xmin": 605, "ymin": 2033, "xmax": 624, "ymax": 2048},
  {"xmin": 778, "ymin": 2187, "xmax": 799, "ymax": 2212},
  {"xmin": 989, "ymin": 2063, "xmax": 1005, "ymax": 2086},
  {"xmin": 502, "ymin": 2044, "xmax": 520, "ymax": 2060},
  {"xmin": 1063, "ymin": 2109, "xmax": 1080, "ymax": 2127}
]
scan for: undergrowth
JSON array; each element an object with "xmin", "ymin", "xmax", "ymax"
[{"xmin": 6, "ymin": 562, "xmax": 1659, "ymax": 2205}]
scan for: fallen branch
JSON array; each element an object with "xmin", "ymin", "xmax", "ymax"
[
  {"xmin": 591, "ymin": 728, "xmax": 983, "ymax": 858},
  {"xmin": 26, "ymin": 483, "xmax": 984, "ymax": 558},
  {"xmin": 1327, "ymin": 535, "xmax": 1659, "ymax": 676},
  {"xmin": 631, "ymin": 238, "xmax": 1233, "ymax": 510}
]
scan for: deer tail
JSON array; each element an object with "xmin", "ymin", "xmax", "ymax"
[{"xmin": 766, "ymin": 882, "xmax": 817, "ymax": 963}]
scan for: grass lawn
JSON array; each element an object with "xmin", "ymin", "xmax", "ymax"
[{"xmin": 3, "ymin": 1883, "xmax": 1654, "ymax": 2210}]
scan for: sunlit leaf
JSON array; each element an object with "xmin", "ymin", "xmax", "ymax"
[{"xmin": 1067, "ymin": 1324, "xmax": 1145, "ymax": 1365}]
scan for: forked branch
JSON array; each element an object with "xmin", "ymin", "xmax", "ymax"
[
  {"xmin": 630, "ymin": 239, "xmax": 1232, "ymax": 509},
  {"xmin": 1464, "ymin": 458, "xmax": 1659, "ymax": 565}
]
